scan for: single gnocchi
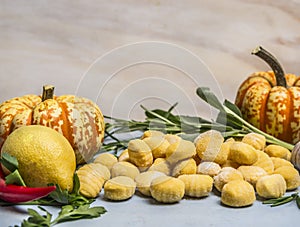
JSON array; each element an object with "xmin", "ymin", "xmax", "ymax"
[
  {"xmin": 94, "ymin": 153, "xmax": 118, "ymax": 171},
  {"xmin": 197, "ymin": 161, "xmax": 221, "ymax": 177},
  {"xmin": 264, "ymin": 145, "xmax": 290, "ymax": 160},
  {"xmin": 194, "ymin": 130, "xmax": 224, "ymax": 162},
  {"xmin": 237, "ymin": 165, "xmax": 267, "ymax": 187},
  {"xmin": 256, "ymin": 174, "xmax": 287, "ymax": 199},
  {"xmin": 76, "ymin": 163, "xmax": 111, "ymax": 198},
  {"xmin": 111, "ymin": 161, "xmax": 140, "ymax": 180},
  {"xmin": 178, "ymin": 174, "xmax": 213, "ymax": 198},
  {"xmin": 128, "ymin": 139, "xmax": 153, "ymax": 167},
  {"xmin": 104, "ymin": 176, "xmax": 136, "ymax": 201},
  {"xmin": 228, "ymin": 142, "xmax": 258, "ymax": 165},
  {"xmin": 150, "ymin": 176, "xmax": 185, "ymax": 203},
  {"xmin": 221, "ymin": 180, "xmax": 256, "ymax": 207},
  {"xmin": 241, "ymin": 132, "xmax": 266, "ymax": 150}
]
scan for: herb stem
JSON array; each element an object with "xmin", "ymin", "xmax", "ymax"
[{"xmin": 224, "ymin": 106, "xmax": 294, "ymax": 150}]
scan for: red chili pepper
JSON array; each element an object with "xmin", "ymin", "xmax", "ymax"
[{"xmin": 0, "ymin": 178, "xmax": 56, "ymax": 203}]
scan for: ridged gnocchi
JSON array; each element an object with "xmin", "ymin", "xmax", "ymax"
[
  {"xmin": 197, "ymin": 161, "xmax": 221, "ymax": 177},
  {"xmin": 256, "ymin": 174, "xmax": 286, "ymax": 199},
  {"xmin": 94, "ymin": 153, "xmax": 118, "ymax": 171},
  {"xmin": 241, "ymin": 132, "xmax": 266, "ymax": 150},
  {"xmin": 264, "ymin": 144, "xmax": 290, "ymax": 160},
  {"xmin": 128, "ymin": 139, "xmax": 153, "ymax": 167},
  {"xmin": 228, "ymin": 141, "xmax": 258, "ymax": 165},
  {"xmin": 178, "ymin": 174, "xmax": 213, "ymax": 198},
  {"xmin": 111, "ymin": 161, "xmax": 140, "ymax": 179},
  {"xmin": 221, "ymin": 180, "xmax": 256, "ymax": 207},
  {"xmin": 76, "ymin": 163, "xmax": 110, "ymax": 198},
  {"xmin": 150, "ymin": 176, "xmax": 185, "ymax": 203},
  {"xmin": 237, "ymin": 165, "xmax": 267, "ymax": 187},
  {"xmin": 104, "ymin": 176, "xmax": 136, "ymax": 201},
  {"xmin": 194, "ymin": 130, "xmax": 224, "ymax": 162}
]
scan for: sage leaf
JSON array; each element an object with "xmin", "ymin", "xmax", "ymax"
[{"xmin": 196, "ymin": 87, "xmax": 225, "ymax": 112}]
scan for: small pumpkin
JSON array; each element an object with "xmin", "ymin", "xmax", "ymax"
[
  {"xmin": 235, "ymin": 46, "xmax": 300, "ymax": 144},
  {"xmin": 0, "ymin": 85, "xmax": 105, "ymax": 164}
]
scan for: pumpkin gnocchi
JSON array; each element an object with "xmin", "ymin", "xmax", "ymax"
[
  {"xmin": 256, "ymin": 174, "xmax": 286, "ymax": 199},
  {"xmin": 228, "ymin": 142, "xmax": 258, "ymax": 165},
  {"xmin": 94, "ymin": 153, "xmax": 118, "ymax": 171},
  {"xmin": 150, "ymin": 176, "xmax": 185, "ymax": 203},
  {"xmin": 241, "ymin": 132, "xmax": 266, "ymax": 150},
  {"xmin": 197, "ymin": 161, "xmax": 221, "ymax": 177},
  {"xmin": 178, "ymin": 174, "xmax": 213, "ymax": 198},
  {"xmin": 194, "ymin": 130, "xmax": 224, "ymax": 162},
  {"xmin": 128, "ymin": 139, "xmax": 153, "ymax": 167},
  {"xmin": 111, "ymin": 161, "xmax": 140, "ymax": 180},
  {"xmin": 76, "ymin": 163, "xmax": 110, "ymax": 198},
  {"xmin": 221, "ymin": 180, "xmax": 256, "ymax": 207},
  {"xmin": 104, "ymin": 176, "xmax": 136, "ymax": 201},
  {"xmin": 237, "ymin": 166, "xmax": 267, "ymax": 187}
]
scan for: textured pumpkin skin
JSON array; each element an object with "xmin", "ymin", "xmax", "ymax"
[
  {"xmin": 0, "ymin": 94, "xmax": 105, "ymax": 164},
  {"xmin": 235, "ymin": 71, "xmax": 300, "ymax": 144}
]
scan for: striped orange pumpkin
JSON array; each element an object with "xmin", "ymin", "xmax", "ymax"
[
  {"xmin": 0, "ymin": 85, "xmax": 105, "ymax": 164},
  {"xmin": 235, "ymin": 46, "xmax": 300, "ymax": 144}
]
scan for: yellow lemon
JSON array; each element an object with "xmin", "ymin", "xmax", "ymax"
[{"xmin": 1, "ymin": 125, "xmax": 76, "ymax": 191}]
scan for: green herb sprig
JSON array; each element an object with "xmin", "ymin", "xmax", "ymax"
[
  {"xmin": 263, "ymin": 192, "xmax": 300, "ymax": 208},
  {"xmin": 16, "ymin": 204, "xmax": 106, "ymax": 227},
  {"xmin": 102, "ymin": 87, "xmax": 294, "ymax": 154}
]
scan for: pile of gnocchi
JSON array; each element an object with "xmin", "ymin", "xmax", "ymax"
[{"xmin": 77, "ymin": 130, "xmax": 300, "ymax": 207}]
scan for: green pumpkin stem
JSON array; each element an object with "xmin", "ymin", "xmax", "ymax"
[
  {"xmin": 251, "ymin": 46, "xmax": 287, "ymax": 87},
  {"xmin": 42, "ymin": 85, "xmax": 55, "ymax": 101}
]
